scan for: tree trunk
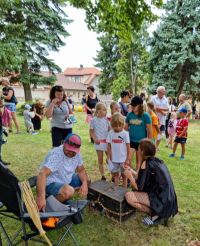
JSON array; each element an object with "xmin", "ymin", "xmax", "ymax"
[
  {"xmin": 21, "ymin": 60, "xmax": 32, "ymax": 102},
  {"xmin": 23, "ymin": 83, "xmax": 32, "ymax": 102}
]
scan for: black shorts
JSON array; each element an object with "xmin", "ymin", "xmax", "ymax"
[
  {"xmin": 51, "ymin": 127, "xmax": 72, "ymax": 147},
  {"xmin": 160, "ymin": 125, "xmax": 165, "ymax": 132},
  {"xmin": 174, "ymin": 136, "xmax": 187, "ymax": 144},
  {"xmin": 130, "ymin": 141, "xmax": 140, "ymax": 151}
]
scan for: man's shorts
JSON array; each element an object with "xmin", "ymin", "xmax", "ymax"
[
  {"xmin": 130, "ymin": 141, "xmax": 140, "ymax": 151},
  {"xmin": 160, "ymin": 125, "xmax": 165, "ymax": 132},
  {"xmin": 46, "ymin": 173, "xmax": 82, "ymax": 197},
  {"xmin": 5, "ymin": 103, "xmax": 16, "ymax": 112},
  {"xmin": 174, "ymin": 136, "xmax": 187, "ymax": 144}
]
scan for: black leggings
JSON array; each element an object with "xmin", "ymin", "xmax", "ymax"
[{"xmin": 51, "ymin": 127, "xmax": 72, "ymax": 147}]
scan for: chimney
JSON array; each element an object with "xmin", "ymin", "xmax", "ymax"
[{"xmin": 80, "ymin": 64, "xmax": 83, "ymax": 69}]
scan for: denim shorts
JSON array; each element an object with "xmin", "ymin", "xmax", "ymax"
[
  {"xmin": 5, "ymin": 103, "xmax": 16, "ymax": 112},
  {"xmin": 46, "ymin": 173, "xmax": 82, "ymax": 197}
]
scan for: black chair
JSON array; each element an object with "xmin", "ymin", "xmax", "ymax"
[{"xmin": 0, "ymin": 162, "xmax": 88, "ymax": 246}]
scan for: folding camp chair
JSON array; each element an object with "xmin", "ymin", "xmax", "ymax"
[{"xmin": 0, "ymin": 162, "xmax": 88, "ymax": 246}]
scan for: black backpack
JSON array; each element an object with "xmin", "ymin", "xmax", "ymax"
[{"xmin": 0, "ymin": 162, "xmax": 21, "ymax": 216}]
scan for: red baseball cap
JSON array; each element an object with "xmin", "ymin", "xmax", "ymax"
[{"xmin": 64, "ymin": 133, "xmax": 81, "ymax": 154}]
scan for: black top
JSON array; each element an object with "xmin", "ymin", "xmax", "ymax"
[
  {"xmin": 86, "ymin": 95, "xmax": 99, "ymax": 114},
  {"xmin": 2, "ymin": 86, "xmax": 15, "ymax": 104},
  {"xmin": 137, "ymin": 157, "xmax": 178, "ymax": 219}
]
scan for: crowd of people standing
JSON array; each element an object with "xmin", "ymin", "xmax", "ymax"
[{"xmin": 0, "ymin": 77, "xmax": 195, "ymax": 225}]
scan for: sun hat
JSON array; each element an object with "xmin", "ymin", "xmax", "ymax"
[{"xmin": 64, "ymin": 133, "xmax": 81, "ymax": 154}]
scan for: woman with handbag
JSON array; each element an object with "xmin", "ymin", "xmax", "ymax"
[
  {"xmin": 45, "ymin": 85, "xmax": 74, "ymax": 147},
  {"xmin": 1, "ymin": 77, "xmax": 20, "ymax": 134}
]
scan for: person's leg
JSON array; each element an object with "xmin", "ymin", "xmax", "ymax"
[
  {"xmin": 172, "ymin": 142, "xmax": 178, "ymax": 154},
  {"xmin": 62, "ymin": 128, "xmax": 72, "ymax": 143},
  {"xmin": 180, "ymin": 143, "xmax": 185, "ymax": 157},
  {"xmin": 51, "ymin": 127, "xmax": 63, "ymax": 147},
  {"xmin": 11, "ymin": 112, "xmax": 20, "ymax": 133},
  {"xmin": 121, "ymin": 173, "xmax": 127, "ymax": 188},
  {"xmin": 125, "ymin": 191, "xmax": 151, "ymax": 214},
  {"xmin": 96, "ymin": 150, "xmax": 105, "ymax": 178},
  {"xmin": 112, "ymin": 172, "xmax": 119, "ymax": 186},
  {"xmin": 46, "ymin": 182, "xmax": 75, "ymax": 202}
]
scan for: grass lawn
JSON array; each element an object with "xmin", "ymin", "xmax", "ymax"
[{"xmin": 1, "ymin": 112, "xmax": 200, "ymax": 246}]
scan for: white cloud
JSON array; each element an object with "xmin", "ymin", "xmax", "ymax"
[{"xmin": 48, "ymin": 6, "xmax": 100, "ymax": 71}]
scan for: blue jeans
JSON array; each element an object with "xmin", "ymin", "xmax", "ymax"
[{"xmin": 46, "ymin": 173, "xmax": 82, "ymax": 197}]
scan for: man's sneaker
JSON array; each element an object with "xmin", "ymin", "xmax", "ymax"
[
  {"xmin": 169, "ymin": 153, "xmax": 175, "ymax": 157},
  {"xmin": 180, "ymin": 156, "xmax": 184, "ymax": 160}
]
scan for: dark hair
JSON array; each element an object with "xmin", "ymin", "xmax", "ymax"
[
  {"xmin": 137, "ymin": 104, "xmax": 144, "ymax": 116},
  {"xmin": 49, "ymin": 85, "xmax": 66, "ymax": 101},
  {"xmin": 120, "ymin": 90, "xmax": 129, "ymax": 98},
  {"xmin": 87, "ymin": 85, "xmax": 95, "ymax": 92},
  {"xmin": 139, "ymin": 139, "xmax": 156, "ymax": 162},
  {"xmin": 140, "ymin": 92, "xmax": 146, "ymax": 99}
]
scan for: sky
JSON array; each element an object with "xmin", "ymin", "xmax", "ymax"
[
  {"xmin": 48, "ymin": 6, "xmax": 100, "ymax": 72},
  {"xmin": 48, "ymin": 5, "xmax": 163, "ymax": 72}
]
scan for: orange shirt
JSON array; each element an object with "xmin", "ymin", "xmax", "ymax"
[{"xmin": 150, "ymin": 111, "xmax": 159, "ymax": 139}]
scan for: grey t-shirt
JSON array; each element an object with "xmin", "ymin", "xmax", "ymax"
[{"xmin": 46, "ymin": 100, "xmax": 72, "ymax": 129}]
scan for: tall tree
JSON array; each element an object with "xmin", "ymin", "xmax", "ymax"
[
  {"xmin": 149, "ymin": 0, "xmax": 200, "ymax": 99},
  {"xmin": 69, "ymin": 0, "xmax": 163, "ymax": 99},
  {"xmin": 0, "ymin": 0, "xmax": 71, "ymax": 101}
]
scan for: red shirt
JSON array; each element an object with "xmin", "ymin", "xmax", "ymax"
[{"xmin": 176, "ymin": 118, "xmax": 188, "ymax": 138}]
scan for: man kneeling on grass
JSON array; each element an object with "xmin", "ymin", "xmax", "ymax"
[{"xmin": 36, "ymin": 133, "xmax": 89, "ymax": 211}]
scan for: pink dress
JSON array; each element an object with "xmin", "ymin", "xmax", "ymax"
[{"xmin": 167, "ymin": 119, "xmax": 176, "ymax": 137}]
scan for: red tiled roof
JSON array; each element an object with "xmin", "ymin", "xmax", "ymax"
[
  {"xmin": 63, "ymin": 67, "xmax": 101, "ymax": 76},
  {"xmin": 83, "ymin": 74, "xmax": 96, "ymax": 85},
  {"xmin": 55, "ymin": 73, "xmax": 87, "ymax": 91}
]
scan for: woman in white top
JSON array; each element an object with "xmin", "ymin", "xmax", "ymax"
[{"xmin": 45, "ymin": 85, "xmax": 73, "ymax": 147}]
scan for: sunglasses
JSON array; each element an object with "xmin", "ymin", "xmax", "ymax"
[{"xmin": 65, "ymin": 140, "xmax": 81, "ymax": 148}]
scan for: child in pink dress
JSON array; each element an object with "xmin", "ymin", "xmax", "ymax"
[{"xmin": 167, "ymin": 112, "xmax": 177, "ymax": 149}]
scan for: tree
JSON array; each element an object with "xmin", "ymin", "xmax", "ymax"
[
  {"xmin": 69, "ymin": 0, "xmax": 163, "ymax": 99},
  {"xmin": 149, "ymin": 0, "xmax": 200, "ymax": 99},
  {"xmin": 0, "ymin": 0, "xmax": 71, "ymax": 101}
]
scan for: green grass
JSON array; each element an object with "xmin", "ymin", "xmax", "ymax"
[{"xmin": 1, "ymin": 113, "xmax": 200, "ymax": 245}]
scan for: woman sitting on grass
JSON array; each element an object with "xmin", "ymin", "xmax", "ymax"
[{"xmin": 124, "ymin": 139, "xmax": 178, "ymax": 225}]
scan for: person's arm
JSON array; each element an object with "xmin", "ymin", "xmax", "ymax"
[
  {"xmin": 125, "ymin": 143, "xmax": 131, "ymax": 166},
  {"xmin": 107, "ymin": 143, "xmax": 112, "ymax": 161},
  {"xmin": 36, "ymin": 167, "xmax": 52, "ymax": 211},
  {"xmin": 76, "ymin": 165, "xmax": 88, "ymax": 196},
  {"xmin": 146, "ymin": 124, "xmax": 152, "ymax": 139},
  {"xmin": 123, "ymin": 168, "xmax": 138, "ymax": 190},
  {"xmin": 45, "ymin": 98, "xmax": 59, "ymax": 118},
  {"xmin": 89, "ymin": 129, "xmax": 100, "ymax": 144},
  {"xmin": 3, "ymin": 89, "xmax": 13, "ymax": 100}
]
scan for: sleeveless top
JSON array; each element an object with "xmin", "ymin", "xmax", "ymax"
[{"xmin": 86, "ymin": 95, "xmax": 99, "ymax": 114}]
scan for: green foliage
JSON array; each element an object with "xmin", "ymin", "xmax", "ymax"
[
  {"xmin": 149, "ymin": 0, "xmax": 200, "ymax": 99},
  {"xmin": 74, "ymin": 0, "xmax": 163, "ymax": 98},
  {"xmin": 0, "ymin": 0, "xmax": 71, "ymax": 100}
]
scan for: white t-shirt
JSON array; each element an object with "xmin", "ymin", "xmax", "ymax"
[
  {"xmin": 151, "ymin": 95, "xmax": 169, "ymax": 125},
  {"xmin": 107, "ymin": 130, "xmax": 130, "ymax": 163},
  {"xmin": 90, "ymin": 117, "xmax": 109, "ymax": 140},
  {"xmin": 41, "ymin": 146, "xmax": 83, "ymax": 186}
]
